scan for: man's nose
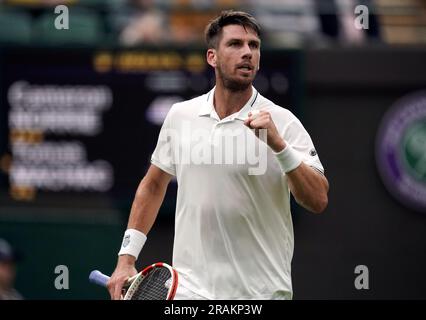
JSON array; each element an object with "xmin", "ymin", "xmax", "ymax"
[{"xmin": 241, "ymin": 43, "xmax": 253, "ymax": 59}]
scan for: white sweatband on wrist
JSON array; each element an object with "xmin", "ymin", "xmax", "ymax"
[
  {"xmin": 274, "ymin": 144, "xmax": 302, "ymax": 173},
  {"xmin": 118, "ymin": 229, "xmax": 147, "ymax": 260}
]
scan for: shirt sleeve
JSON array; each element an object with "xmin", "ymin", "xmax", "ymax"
[
  {"xmin": 282, "ymin": 117, "xmax": 325, "ymax": 174},
  {"xmin": 150, "ymin": 105, "xmax": 177, "ymax": 176}
]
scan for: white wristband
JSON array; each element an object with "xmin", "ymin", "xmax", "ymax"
[
  {"xmin": 274, "ymin": 144, "xmax": 302, "ymax": 173},
  {"xmin": 118, "ymin": 229, "xmax": 147, "ymax": 260}
]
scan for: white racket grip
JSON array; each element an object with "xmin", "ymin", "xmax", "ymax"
[
  {"xmin": 89, "ymin": 270, "xmax": 140, "ymax": 287},
  {"xmin": 89, "ymin": 270, "xmax": 110, "ymax": 287}
]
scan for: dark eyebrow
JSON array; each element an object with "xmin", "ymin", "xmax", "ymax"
[
  {"xmin": 226, "ymin": 38, "xmax": 242, "ymax": 44},
  {"xmin": 249, "ymin": 39, "xmax": 261, "ymax": 46},
  {"xmin": 226, "ymin": 38, "xmax": 261, "ymax": 46}
]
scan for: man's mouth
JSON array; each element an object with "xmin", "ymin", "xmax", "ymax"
[{"xmin": 236, "ymin": 63, "xmax": 253, "ymax": 71}]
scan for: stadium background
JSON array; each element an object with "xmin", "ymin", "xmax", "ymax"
[{"xmin": 0, "ymin": 0, "xmax": 425, "ymax": 299}]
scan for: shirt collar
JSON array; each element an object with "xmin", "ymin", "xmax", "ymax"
[
  {"xmin": 198, "ymin": 88, "xmax": 215, "ymax": 116},
  {"xmin": 198, "ymin": 86, "xmax": 259, "ymax": 121}
]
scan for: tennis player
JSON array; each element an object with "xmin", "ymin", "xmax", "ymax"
[{"xmin": 107, "ymin": 10, "xmax": 329, "ymax": 300}]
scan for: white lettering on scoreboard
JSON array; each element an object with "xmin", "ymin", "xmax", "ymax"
[{"xmin": 7, "ymin": 81, "xmax": 114, "ymax": 195}]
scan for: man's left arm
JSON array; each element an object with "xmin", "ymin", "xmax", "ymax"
[
  {"xmin": 244, "ymin": 110, "xmax": 329, "ymax": 213},
  {"xmin": 285, "ymin": 162, "xmax": 329, "ymax": 213}
]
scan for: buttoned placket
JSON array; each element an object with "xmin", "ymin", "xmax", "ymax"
[{"xmin": 203, "ymin": 87, "xmax": 259, "ymax": 146}]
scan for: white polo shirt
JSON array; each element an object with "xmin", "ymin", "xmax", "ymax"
[{"xmin": 151, "ymin": 86, "xmax": 324, "ymax": 300}]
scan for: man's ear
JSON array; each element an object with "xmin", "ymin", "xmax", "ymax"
[{"xmin": 206, "ymin": 48, "xmax": 217, "ymax": 68}]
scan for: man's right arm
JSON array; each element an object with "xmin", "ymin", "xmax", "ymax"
[{"xmin": 107, "ymin": 164, "xmax": 173, "ymax": 300}]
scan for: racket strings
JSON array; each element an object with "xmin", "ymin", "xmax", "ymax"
[{"xmin": 130, "ymin": 267, "xmax": 171, "ymax": 300}]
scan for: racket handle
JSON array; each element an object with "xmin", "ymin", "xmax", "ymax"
[{"xmin": 89, "ymin": 270, "xmax": 110, "ymax": 287}]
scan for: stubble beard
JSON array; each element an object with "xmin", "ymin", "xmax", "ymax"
[{"xmin": 217, "ymin": 64, "xmax": 255, "ymax": 92}]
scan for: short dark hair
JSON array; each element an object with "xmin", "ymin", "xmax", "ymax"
[{"xmin": 205, "ymin": 10, "xmax": 261, "ymax": 49}]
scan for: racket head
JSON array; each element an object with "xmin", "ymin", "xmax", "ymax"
[{"xmin": 124, "ymin": 262, "xmax": 178, "ymax": 300}]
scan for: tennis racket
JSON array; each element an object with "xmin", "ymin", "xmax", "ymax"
[{"xmin": 89, "ymin": 262, "xmax": 178, "ymax": 300}]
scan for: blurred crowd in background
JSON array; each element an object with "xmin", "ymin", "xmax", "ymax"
[
  {"xmin": 0, "ymin": 0, "xmax": 425, "ymax": 48},
  {"xmin": 0, "ymin": 239, "xmax": 22, "ymax": 300}
]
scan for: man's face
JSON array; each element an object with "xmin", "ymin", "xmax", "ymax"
[{"xmin": 209, "ymin": 24, "xmax": 261, "ymax": 91}]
